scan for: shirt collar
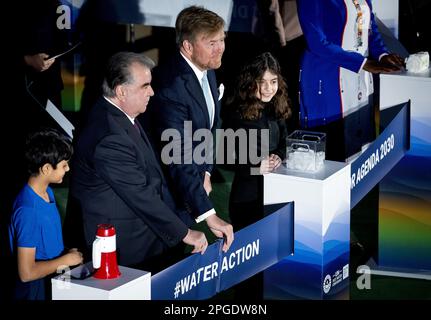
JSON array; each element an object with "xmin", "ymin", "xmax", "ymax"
[
  {"xmin": 180, "ymin": 52, "xmax": 206, "ymax": 85},
  {"xmin": 103, "ymin": 96, "xmax": 135, "ymax": 124}
]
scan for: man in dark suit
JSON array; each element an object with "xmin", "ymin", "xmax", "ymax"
[
  {"xmin": 147, "ymin": 6, "xmax": 233, "ymax": 253},
  {"xmin": 69, "ymin": 52, "xmax": 208, "ymax": 270}
]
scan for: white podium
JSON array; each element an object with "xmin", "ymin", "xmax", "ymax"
[
  {"xmin": 377, "ymin": 69, "xmax": 431, "ymax": 275},
  {"xmin": 52, "ymin": 263, "xmax": 151, "ymax": 300},
  {"xmin": 380, "ymin": 68, "xmax": 431, "ymax": 112},
  {"xmin": 263, "ymin": 161, "xmax": 351, "ymax": 299}
]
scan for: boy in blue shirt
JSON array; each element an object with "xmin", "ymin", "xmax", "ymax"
[{"xmin": 8, "ymin": 129, "xmax": 83, "ymax": 300}]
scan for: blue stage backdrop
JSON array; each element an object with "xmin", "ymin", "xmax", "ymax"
[{"xmin": 151, "ymin": 202, "xmax": 294, "ymax": 300}]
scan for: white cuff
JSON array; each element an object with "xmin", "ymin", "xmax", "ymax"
[
  {"xmin": 195, "ymin": 208, "xmax": 216, "ymax": 223},
  {"xmin": 205, "ymin": 171, "xmax": 211, "ymax": 177},
  {"xmin": 379, "ymin": 53, "xmax": 389, "ymax": 61}
]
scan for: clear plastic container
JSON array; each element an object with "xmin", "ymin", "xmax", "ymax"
[{"xmin": 285, "ymin": 130, "xmax": 326, "ymax": 172}]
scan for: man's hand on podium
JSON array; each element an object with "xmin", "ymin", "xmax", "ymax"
[{"xmin": 183, "ymin": 229, "xmax": 208, "ymax": 254}]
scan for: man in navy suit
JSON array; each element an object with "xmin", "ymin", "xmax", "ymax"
[
  {"xmin": 70, "ymin": 52, "xmax": 208, "ymax": 270},
  {"xmin": 147, "ymin": 6, "xmax": 233, "ymax": 252}
]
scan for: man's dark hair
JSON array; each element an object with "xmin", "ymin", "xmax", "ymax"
[
  {"xmin": 25, "ymin": 128, "xmax": 73, "ymax": 176},
  {"xmin": 175, "ymin": 6, "xmax": 225, "ymax": 47},
  {"xmin": 102, "ymin": 52, "xmax": 155, "ymax": 98}
]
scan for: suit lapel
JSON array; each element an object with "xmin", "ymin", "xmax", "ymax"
[
  {"xmin": 207, "ymin": 70, "xmax": 220, "ymax": 128},
  {"xmin": 113, "ymin": 109, "xmax": 147, "ymax": 155},
  {"xmin": 133, "ymin": 121, "xmax": 165, "ymax": 179},
  {"xmin": 183, "ymin": 73, "xmax": 211, "ymax": 129},
  {"xmin": 177, "ymin": 55, "xmax": 212, "ymax": 129},
  {"xmin": 105, "ymin": 101, "xmax": 165, "ymax": 179}
]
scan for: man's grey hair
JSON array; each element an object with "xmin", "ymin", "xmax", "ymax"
[{"xmin": 102, "ymin": 52, "xmax": 155, "ymax": 98}]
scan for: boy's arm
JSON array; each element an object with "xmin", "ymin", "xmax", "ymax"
[{"xmin": 17, "ymin": 247, "xmax": 83, "ymax": 282}]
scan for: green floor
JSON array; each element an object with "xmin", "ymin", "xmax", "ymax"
[{"xmin": 52, "ymin": 167, "xmax": 431, "ymax": 300}]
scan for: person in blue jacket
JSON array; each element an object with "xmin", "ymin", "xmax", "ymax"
[{"xmin": 297, "ymin": 0, "xmax": 404, "ymax": 161}]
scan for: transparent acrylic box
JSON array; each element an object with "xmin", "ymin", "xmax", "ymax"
[{"xmin": 285, "ymin": 130, "xmax": 326, "ymax": 172}]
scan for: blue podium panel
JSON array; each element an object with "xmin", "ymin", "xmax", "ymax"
[
  {"xmin": 151, "ymin": 204, "xmax": 294, "ymax": 300},
  {"xmin": 264, "ymin": 161, "xmax": 351, "ymax": 300},
  {"xmin": 379, "ymin": 71, "xmax": 431, "ymax": 271}
]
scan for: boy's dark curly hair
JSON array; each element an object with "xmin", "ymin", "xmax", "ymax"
[{"xmin": 25, "ymin": 128, "xmax": 73, "ymax": 176}]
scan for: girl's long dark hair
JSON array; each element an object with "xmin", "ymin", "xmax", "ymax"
[{"xmin": 226, "ymin": 52, "xmax": 292, "ymax": 120}]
